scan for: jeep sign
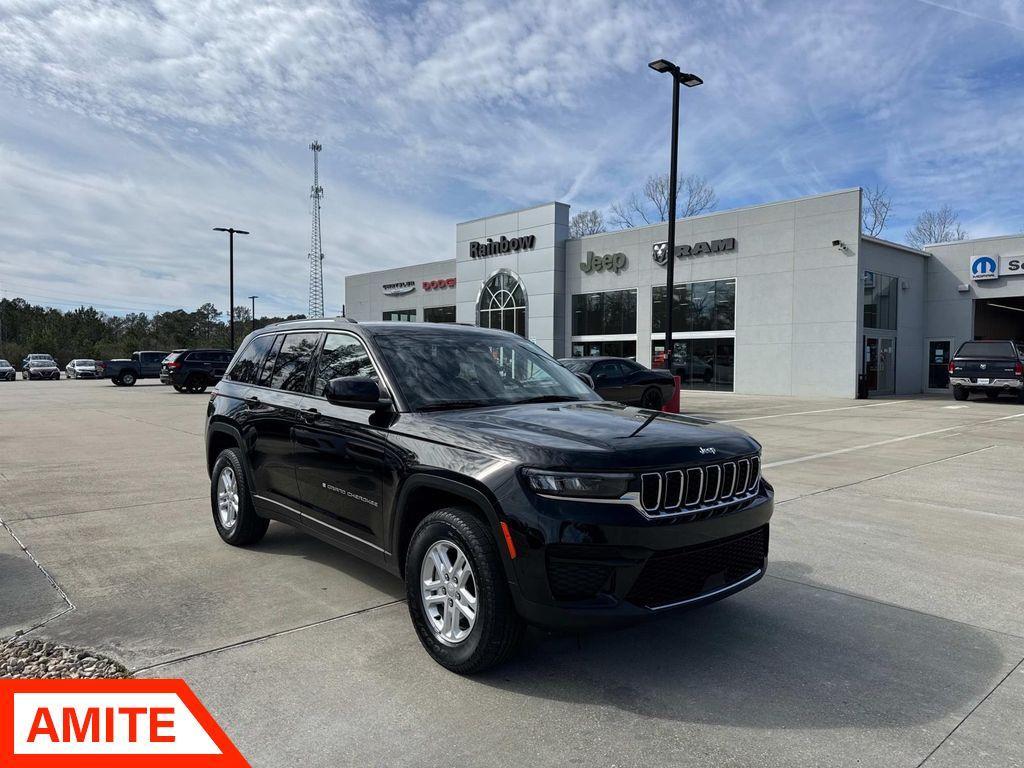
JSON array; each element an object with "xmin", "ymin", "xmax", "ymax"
[{"xmin": 580, "ymin": 251, "xmax": 627, "ymax": 274}]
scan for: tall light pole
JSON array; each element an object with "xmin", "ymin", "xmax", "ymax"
[
  {"xmin": 248, "ymin": 295, "xmax": 258, "ymax": 335},
  {"xmin": 213, "ymin": 227, "xmax": 250, "ymax": 349},
  {"xmin": 648, "ymin": 60, "xmax": 702, "ymax": 374}
]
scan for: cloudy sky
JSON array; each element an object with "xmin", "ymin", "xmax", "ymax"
[{"xmin": 1, "ymin": 0, "xmax": 1022, "ymax": 317}]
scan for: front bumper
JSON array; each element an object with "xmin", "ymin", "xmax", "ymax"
[
  {"xmin": 504, "ymin": 483, "xmax": 774, "ymax": 630},
  {"xmin": 950, "ymin": 377, "xmax": 1022, "ymax": 390}
]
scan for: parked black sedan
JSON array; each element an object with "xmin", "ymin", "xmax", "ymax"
[
  {"xmin": 559, "ymin": 356, "xmax": 675, "ymax": 409},
  {"xmin": 23, "ymin": 359, "xmax": 61, "ymax": 380}
]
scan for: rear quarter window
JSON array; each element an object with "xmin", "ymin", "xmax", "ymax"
[{"xmin": 226, "ymin": 336, "xmax": 275, "ymax": 384}]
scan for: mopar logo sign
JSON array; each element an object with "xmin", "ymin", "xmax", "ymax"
[{"xmin": 971, "ymin": 255, "xmax": 998, "ymax": 281}]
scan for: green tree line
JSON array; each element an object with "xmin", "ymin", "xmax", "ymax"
[{"xmin": 0, "ymin": 298, "xmax": 305, "ymax": 366}]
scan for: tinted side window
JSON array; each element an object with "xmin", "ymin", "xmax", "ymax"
[
  {"xmin": 313, "ymin": 334, "xmax": 379, "ymax": 397},
  {"xmin": 226, "ymin": 336, "xmax": 275, "ymax": 384},
  {"xmin": 269, "ymin": 333, "xmax": 320, "ymax": 392},
  {"xmin": 592, "ymin": 362, "xmax": 621, "ymax": 380}
]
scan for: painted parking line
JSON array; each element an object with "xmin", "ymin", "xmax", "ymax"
[
  {"xmin": 764, "ymin": 411, "xmax": 1024, "ymax": 469},
  {"xmin": 722, "ymin": 400, "xmax": 911, "ymax": 423}
]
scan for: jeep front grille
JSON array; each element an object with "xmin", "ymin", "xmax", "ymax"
[{"xmin": 639, "ymin": 455, "xmax": 761, "ymax": 518}]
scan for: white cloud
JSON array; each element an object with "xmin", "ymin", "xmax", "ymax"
[{"xmin": 0, "ymin": 0, "xmax": 1022, "ymax": 316}]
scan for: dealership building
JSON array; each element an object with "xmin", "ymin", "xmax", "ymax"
[{"xmin": 344, "ymin": 188, "xmax": 1024, "ymax": 398}]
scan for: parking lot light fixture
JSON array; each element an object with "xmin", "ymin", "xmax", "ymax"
[
  {"xmin": 648, "ymin": 59, "xmax": 702, "ymax": 374},
  {"xmin": 213, "ymin": 227, "xmax": 250, "ymax": 350},
  {"xmin": 248, "ymin": 295, "xmax": 258, "ymax": 334}
]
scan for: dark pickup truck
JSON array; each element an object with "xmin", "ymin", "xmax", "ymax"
[
  {"xmin": 104, "ymin": 350, "xmax": 169, "ymax": 386},
  {"xmin": 949, "ymin": 340, "xmax": 1024, "ymax": 402}
]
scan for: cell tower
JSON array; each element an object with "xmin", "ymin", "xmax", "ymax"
[{"xmin": 306, "ymin": 140, "xmax": 325, "ymax": 318}]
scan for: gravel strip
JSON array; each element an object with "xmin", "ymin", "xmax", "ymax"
[{"xmin": 1, "ymin": 637, "xmax": 128, "ymax": 679}]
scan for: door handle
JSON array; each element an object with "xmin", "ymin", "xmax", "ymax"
[{"xmin": 300, "ymin": 407, "xmax": 320, "ymax": 423}]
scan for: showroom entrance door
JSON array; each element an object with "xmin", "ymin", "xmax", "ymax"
[
  {"xmin": 863, "ymin": 336, "xmax": 896, "ymax": 394},
  {"xmin": 925, "ymin": 338, "xmax": 953, "ymax": 392}
]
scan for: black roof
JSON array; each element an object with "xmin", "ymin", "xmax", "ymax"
[{"xmin": 250, "ymin": 318, "xmax": 515, "ymax": 342}]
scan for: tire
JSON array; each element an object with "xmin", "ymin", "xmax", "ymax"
[
  {"xmin": 1017, "ymin": 389, "xmax": 1024, "ymax": 404},
  {"xmin": 640, "ymin": 387, "xmax": 663, "ymax": 410},
  {"xmin": 405, "ymin": 508, "xmax": 524, "ymax": 674},
  {"xmin": 173, "ymin": 384, "xmax": 184, "ymax": 393},
  {"xmin": 210, "ymin": 448, "xmax": 268, "ymax": 546},
  {"xmin": 120, "ymin": 372, "xmax": 136, "ymax": 386},
  {"xmin": 953, "ymin": 385, "xmax": 969, "ymax": 401}
]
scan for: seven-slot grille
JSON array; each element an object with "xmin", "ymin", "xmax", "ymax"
[{"xmin": 639, "ymin": 455, "xmax": 760, "ymax": 518}]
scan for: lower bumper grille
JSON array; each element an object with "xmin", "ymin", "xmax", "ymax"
[
  {"xmin": 547, "ymin": 558, "xmax": 613, "ymax": 601},
  {"xmin": 626, "ymin": 526, "xmax": 768, "ymax": 610}
]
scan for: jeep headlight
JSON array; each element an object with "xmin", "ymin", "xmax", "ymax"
[{"xmin": 522, "ymin": 469, "xmax": 634, "ymax": 498}]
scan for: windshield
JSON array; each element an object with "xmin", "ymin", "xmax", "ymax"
[
  {"xmin": 374, "ymin": 330, "xmax": 598, "ymax": 411},
  {"xmin": 0, "ymin": 360, "xmax": 10, "ymax": 367},
  {"xmin": 75, "ymin": 360, "xmax": 94, "ymax": 366}
]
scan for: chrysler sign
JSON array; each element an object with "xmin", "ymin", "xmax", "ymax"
[
  {"xmin": 652, "ymin": 237, "xmax": 736, "ymax": 265},
  {"xmin": 469, "ymin": 235, "xmax": 536, "ymax": 258},
  {"xmin": 382, "ymin": 281, "xmax": 415, "ymax": 296}
]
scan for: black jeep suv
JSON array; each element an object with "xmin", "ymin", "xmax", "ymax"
[
  {"xmin": 162, "ymin": 348, "xmax": 234, "ymax": 393},
  {"xmin": 206, "ymin": 319, "xmax": 773, "ymax": 673}
]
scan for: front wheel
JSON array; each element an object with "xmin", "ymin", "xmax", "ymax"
[
  {"xmin": 640, "ymin": 387, "xmax": 663, "ymax": 410},
  {"xmin": 210, "ymin": 448, "xmax": 268, "ymax": 546},
  {"xmin": 953, "ymin": 385, "xmax": 969, "ymax": 401},
  {"xmin": 405, "ymin": 509, "xmax": 524, "ymax": 674}
]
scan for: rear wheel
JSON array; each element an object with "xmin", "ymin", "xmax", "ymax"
[
  {"xmin": 405, "ymin": 508, "xmax": 524, "ymax": 674},
  {"xmin": 210, "ymin": 448, "xmax": 268, "ymax": 546},
  {"xmin": 953, "ymin": 385, "xmax": 969, "ymax": 401},
  {"xmin": 173, "ymin": 384, "xmax": 184, "ymax": 393},
  {"xmin": 120, "ymin": 372, "xmax": 136, "ymax": 386},
  {"xmin": 640, "ymin": 387, "xmax": 663, "ymax": 410}
]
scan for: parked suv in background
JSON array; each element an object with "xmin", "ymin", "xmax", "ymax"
[
  {"xmin": 949, "ymin": 340, "xmax": 1024, "ymax": 402},
  {"xmin": 162, "ymin": 349, "xmax": 234, "ymax": 393},
  {"xmin": 206, "ymin": 320, "xmax": 773, "ymax": 673}
]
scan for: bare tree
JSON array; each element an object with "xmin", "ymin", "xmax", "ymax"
[
  {"xmin": 906, "ymin": 205, "xmax": 968, "ymax": 249},
  {"xmin": 861, "ymin": 185, "xmax": 892, "ymax": 237},
  {"xmin": 568, "ymin": 209, "xmax": 606, "ymax": 238},
  {"xmin": 609, "ymin": 173, "xmax": 717, "ymax": 229}
]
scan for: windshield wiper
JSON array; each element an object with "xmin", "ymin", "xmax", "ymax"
[
  {"xmin": 417, "ymin": 400, "xmax": 492, "ymax": 412},
  {"xmin": 510, "ymin": 395, "xmax": 583, "ymax": 405}
]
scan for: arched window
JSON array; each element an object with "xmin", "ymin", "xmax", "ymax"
[{"xmin": 478, "ymin": 270, "xmax": 527, "ymax": 337}]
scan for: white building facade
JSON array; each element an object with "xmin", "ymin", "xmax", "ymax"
[{"xmin": 344, "ymin": 189, "xmax": 1024, "ymax": 398}]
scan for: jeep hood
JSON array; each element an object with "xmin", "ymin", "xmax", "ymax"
[{"xmin": 403, "ymin": 401, "xmax": 759, "ymax": 468}]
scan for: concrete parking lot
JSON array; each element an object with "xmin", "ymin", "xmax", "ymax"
[{"xmin": 2, "ymin": 378, "xmax": 1023, "ymax": 767}]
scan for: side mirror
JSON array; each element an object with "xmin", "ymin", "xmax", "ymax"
[
  {"xmin": 324, "ymin": 377, "xmax": 392, "ymax": 410},
  {"xmin": 576, "ymin": 372, "xmax": 595, "ymax": 389}
]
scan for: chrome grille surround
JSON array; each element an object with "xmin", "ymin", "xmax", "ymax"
[{"xmin": 637, "ymin": 454, "xmax": 762, "ymax": 519}]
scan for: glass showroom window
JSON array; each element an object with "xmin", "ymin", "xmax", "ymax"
[
  {"xmin": 424, "ymin": 305, "xmax": 456, "ymax": 323},
  {"xmin": 863, "ymin": 271, "xmax": 898, "ymax": 330},
  {"xmin": 651, "ymin": 279, "xmax": 736, "ymax": 333},
  {"xmin": 651, "ymin": 338, "xmax": 735, "ymax": 392},
  {"xmin": 478, "ymin": 271, "xmax": 527, "ymax": 336},
  {"xmin": 571, "ymin": 340, "xmax": 638, "ymax": 358},
  {"xmin": 382, "ymin": 309, "xmax": 416, "ymax": 322},
  {"xmin": 571, "ymin": 290, "xmax": 637, "ymax": 336}
]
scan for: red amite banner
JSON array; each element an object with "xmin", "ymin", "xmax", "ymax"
[{"xmin": 0, "ymin": 679, "xmax": 249, "ymax": 767}]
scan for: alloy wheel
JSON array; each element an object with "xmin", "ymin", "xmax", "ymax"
[
  {"xmin": 216, "ymin": 466, "xmax": 240, "ymax": 530},
  {"xmin": 420, "ymin": 540, "xmax": 478, "ymax": 646}
]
